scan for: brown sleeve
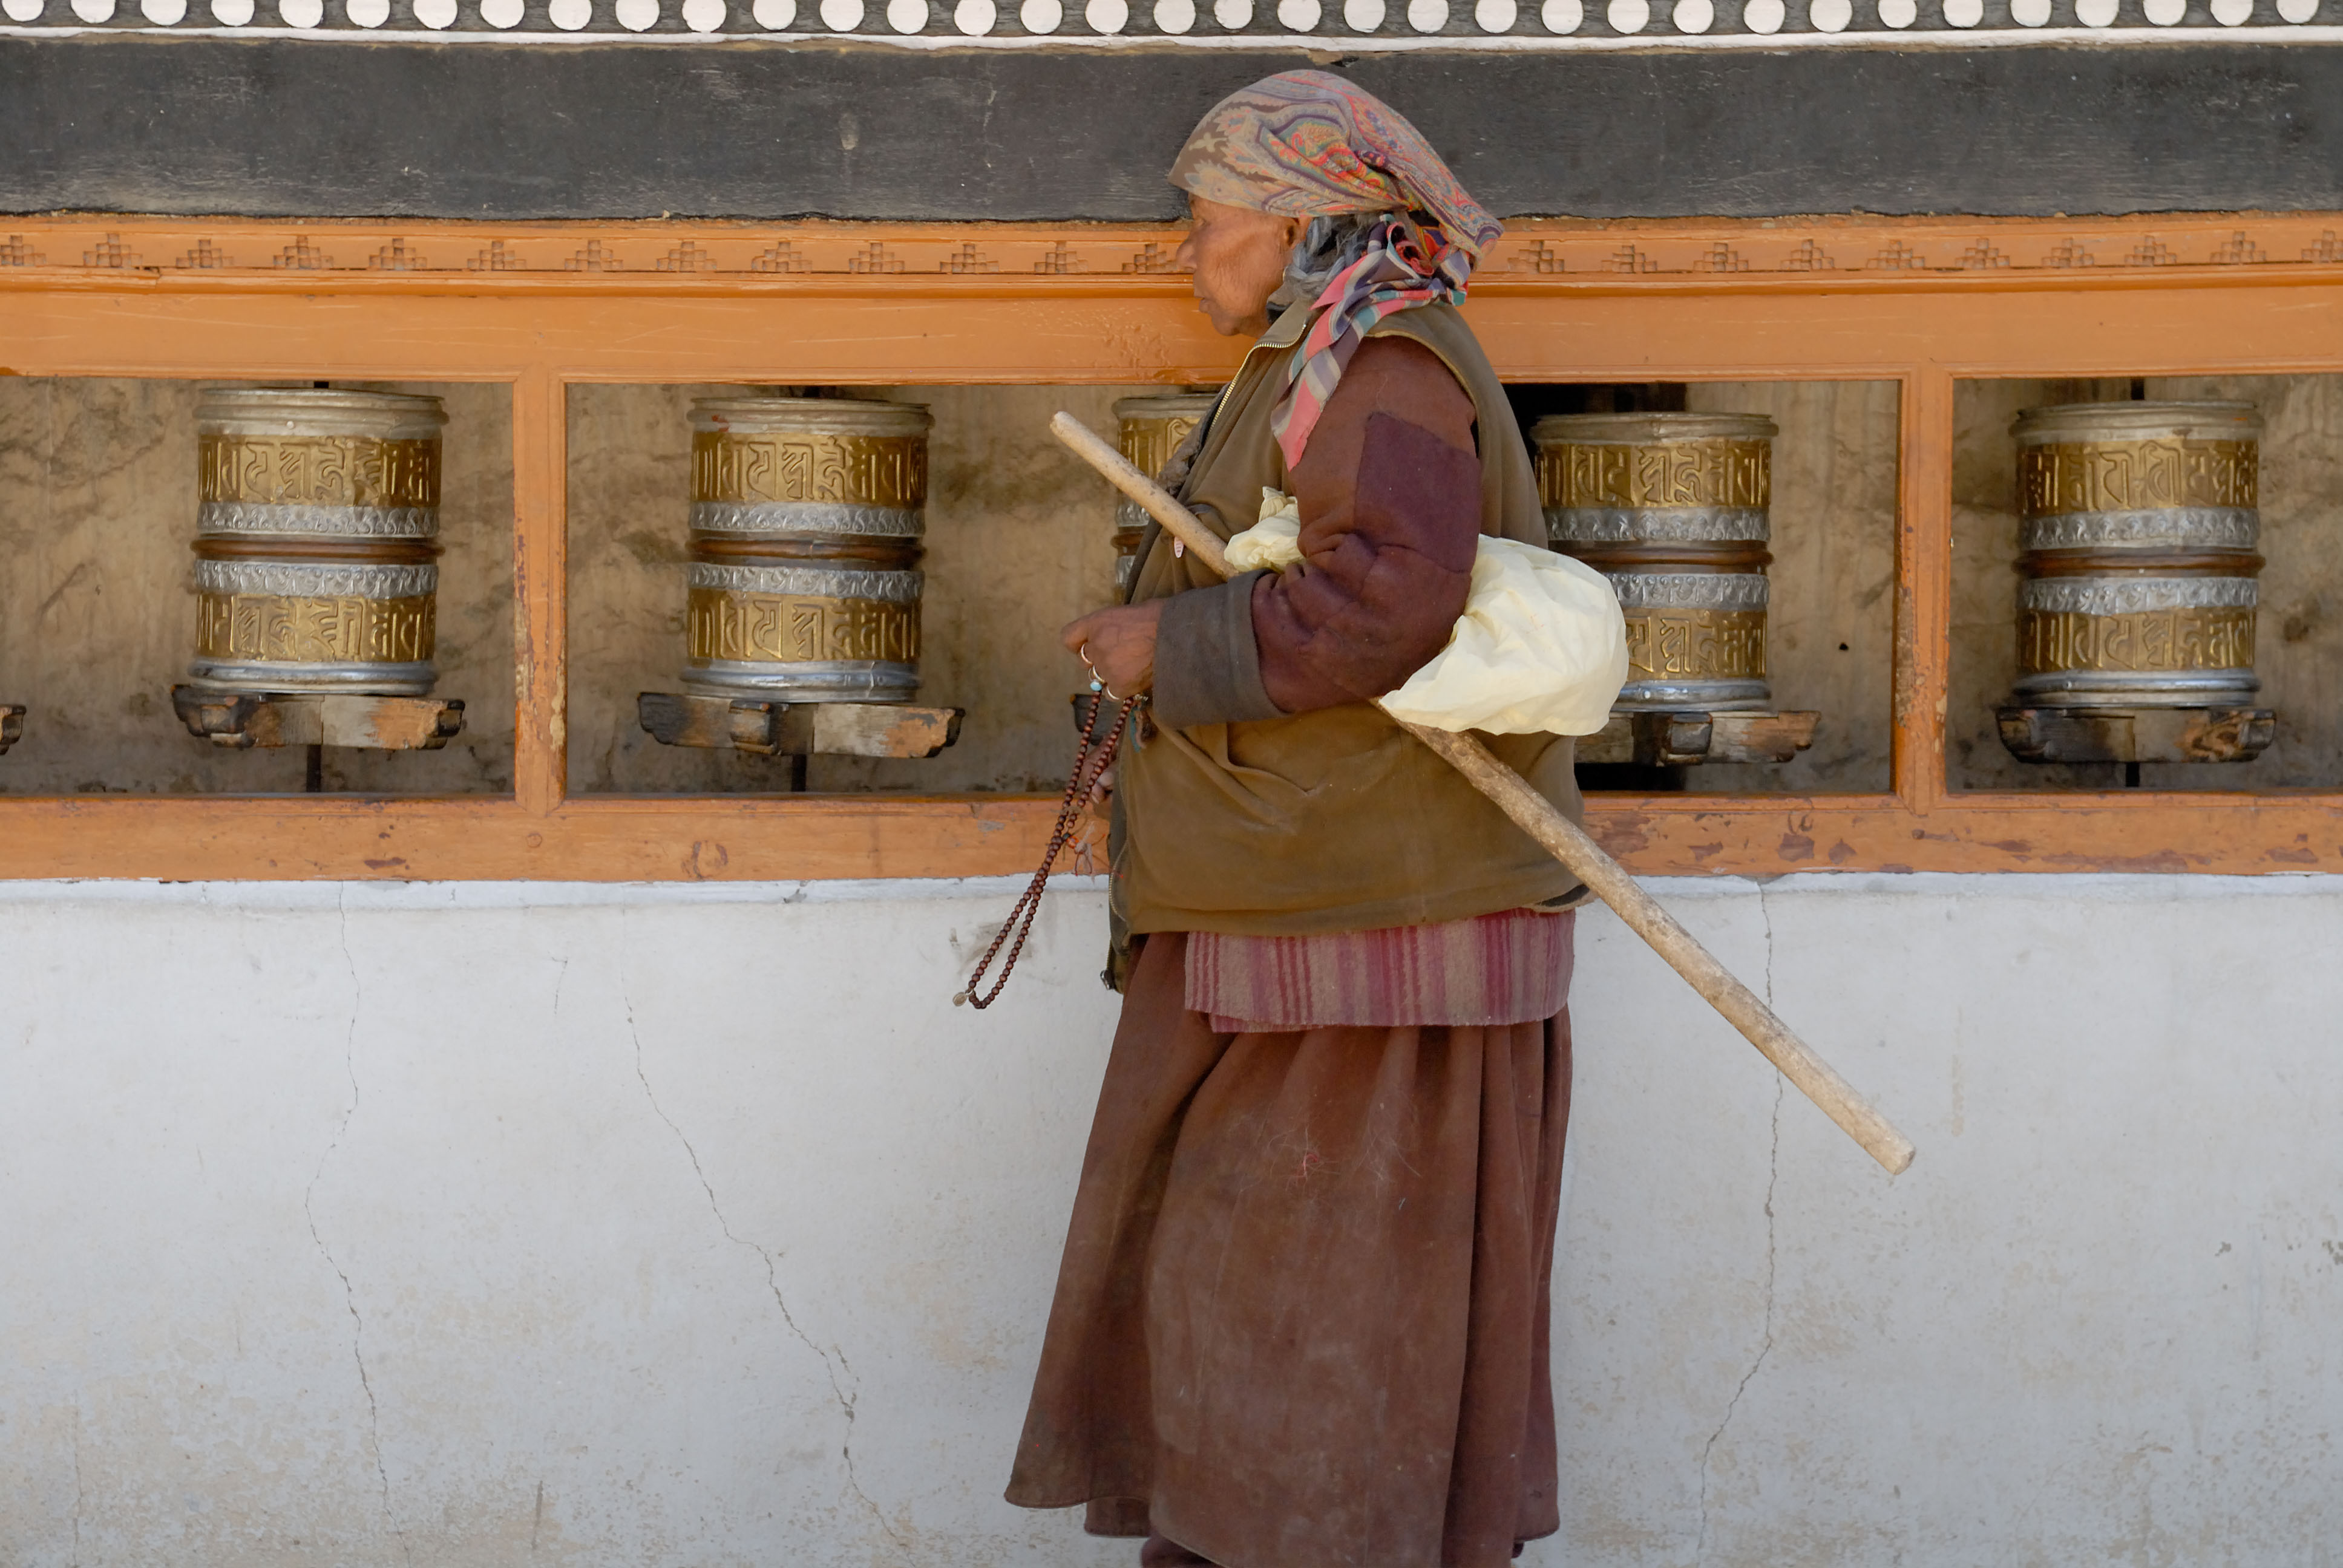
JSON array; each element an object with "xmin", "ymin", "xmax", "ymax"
[
  {"xmin": 1151, "ymin": 569, "xmax": 1283, "ymax": 728},
  {"xmin": 1250, "ymin": 335, "xmax": 1482, "ymax": 714}
]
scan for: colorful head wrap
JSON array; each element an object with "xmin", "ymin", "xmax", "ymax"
[{"xmin": 1170, "ymin": 70, "xmax": 1503, "ymax": 467}]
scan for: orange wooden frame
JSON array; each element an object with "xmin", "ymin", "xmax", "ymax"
[{"xmin": 5, "ymin": 211, "xmax": 2343, "ymax": 880}]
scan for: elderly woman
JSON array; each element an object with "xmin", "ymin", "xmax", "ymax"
[{"xmin": 1006, "ymin": 72, "xmax": 1590, "ymax": 1568}]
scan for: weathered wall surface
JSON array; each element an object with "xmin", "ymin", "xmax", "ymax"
[
  {"xmin": 3, "ymin": 874, "xmax": 2338, "ymax": 1564},
  {"xmin": 0, "ymin": 377, "xmax": 514, "ymax": 795},
  {"xmin": 1682, "ymin": 379, "xmax": 1899, "ymax": 795}
]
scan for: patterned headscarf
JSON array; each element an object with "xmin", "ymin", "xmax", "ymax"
[{"xmin": 1170, "ymin": 70, "xmax": 1503, "ymax": 467}]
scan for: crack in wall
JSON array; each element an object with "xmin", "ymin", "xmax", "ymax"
[
  {"xmin": 1694, "ymin": 885, "xmax": 1783, "ymax": 1566},
  {"xmin": 302, "ymin": 889, "xmax": 412, "ymax": 1567},
  {"xmin": 624, "ymin": 992, "xmax": 905, "ymax": 1550},
  {"xmin": 70, "ymin": 1405, "xmax": 84, "ymax": 1568}
]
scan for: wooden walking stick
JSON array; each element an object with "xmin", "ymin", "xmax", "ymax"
[{"xmin": 1051, "ymin": 411, "xmax": 1916, "ymax": 1177}]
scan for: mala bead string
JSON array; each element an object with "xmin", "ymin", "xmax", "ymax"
[{"xmin": 954, "ymin": 691, "xmax": 1141, "ymax": 1010}]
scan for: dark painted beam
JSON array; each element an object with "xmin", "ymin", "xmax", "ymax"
[{"xmin": 1, "ymin": 37, "xmax": 2335, "ymax": 221}]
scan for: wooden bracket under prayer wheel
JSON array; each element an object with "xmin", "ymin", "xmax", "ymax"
[
  {"xmin": 0, "ymin": 705, "xmax": 23, "ymax": 754},
  {"xmin": 1577, "ymin": 710, "xmax": 1821, "ymax": 768},
  {"xmin": 637, "ymin": 693, "xmax": 963, "ymax": 759},
  {"xmin": 1996, "ymin": 706, "xmax": 2275, "ymax": 765},
  {"xmin": 172, "ymin": 687, "xmax": 467, "ymax": 751}
]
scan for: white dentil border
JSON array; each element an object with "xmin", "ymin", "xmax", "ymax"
[{"xmin": 1, "ymin": 0, "xmax": 2338, "ymax": 45}]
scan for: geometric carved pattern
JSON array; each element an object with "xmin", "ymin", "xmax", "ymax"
[
  {"xmin": 275, "ymin": 235, "xmax": 333, "ymax": 269},
  {"xmin": 1781, "ymin": 238, "xmax": 1835, "ymax": 271},
  {"xmin": 1693, "ymin": 242, "xmax": 1749, "ymax": 273},
  {"xmin": 568, "ymin": 240, "xmax": 623, "ymax": 272},
  {"xmin": 10, "ymin": 216, "xmax": 2343, "ymax": 289},
  {"xmin": 1122, "ymin": 241, "xmax": 1180, "ymax": 274},
  {"xmin": 1515, "ymin": 240, "xmax": 1565, "ymax": 275},
  {"xmin": 938, "ymin": 242, "xmax": 998, "ymax": 274},
  {"xmin": 2212, "ymin": 230, "xmax": 2266, "ymax": 265},
  {"xmin": 370, "ymin": 238, "xmax": 424, "ymax": 270}
]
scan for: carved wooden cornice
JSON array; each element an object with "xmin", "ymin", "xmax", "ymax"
[{"xmin": 8, "ymin": 213, "xmax": 2343, "ymax": 294}]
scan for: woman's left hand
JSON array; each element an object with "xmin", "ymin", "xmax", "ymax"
[{"xmin": 1063, "ymin": 601, "xmax": 1165, "ymax": 697}]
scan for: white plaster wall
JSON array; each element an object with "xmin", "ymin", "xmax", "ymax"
[{"xmin": 1, "ymin": 874, "xmax": 2337, "ymax": 1566}]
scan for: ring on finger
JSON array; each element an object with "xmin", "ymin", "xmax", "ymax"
[{"xmin": 1080, "ymin": 644, "xmax": 1119, "ymax": 702}]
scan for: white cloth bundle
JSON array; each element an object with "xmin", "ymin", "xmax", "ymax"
[
  {"xmin": 1225, "ymin": 486, "xmax": 1306, "ymax": 571},
  {"xmin": 1225, "ymin": 487, "xmax": 1628, "ymax": 737}
]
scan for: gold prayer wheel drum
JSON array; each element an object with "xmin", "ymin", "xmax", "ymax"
[
  {"xmin": 683, "ymin": 396, "xmax": 931, "ymax": 703},
  {"xmin": 1112, "ymin": 393, "xmax": 1218, "ymax": 595},
  {"xmin": 2011, "ymin": 402, "xmax": 2263, "ymax": 708},
  {"xmin": 190, "ymin": 389, "xmax": 445, "ymax": 695},
  {"xmin": 1532, "ymin": 412, "xmax": 1777, "ymax": 712}
]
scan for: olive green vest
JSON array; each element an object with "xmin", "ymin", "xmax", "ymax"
[{"xmin": 1115, "ymin": 301, "xmax": 1584, "ymax": 937}]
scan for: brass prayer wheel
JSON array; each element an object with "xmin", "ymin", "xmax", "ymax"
[
  {"xmin": 2011, "ymin": 402, "xmax": 2263, "ymax": 708},
  {"xmin": 1531, "ymin": 412, "xmax": 1777, "ymax": 712},
  {"xmin": 1112, "ymin": 393, "xmax": 1218, "ymax": 595},
  {"xmin": 683, "ymin": 396, "xmax": 931, "ymax": 703},
  {"xmin": 189, "ymin": 389, "xmax": 445, "ymax": 695}
]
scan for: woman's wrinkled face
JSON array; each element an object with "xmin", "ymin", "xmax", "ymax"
[{"xmin": 1174, "ymin": 195, "xmax": 1302, "ymax": 338}]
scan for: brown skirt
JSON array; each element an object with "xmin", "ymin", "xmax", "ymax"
[{"xmin": 1005, "ymin": 931, "xmax": 1575, "ymax": 1568}]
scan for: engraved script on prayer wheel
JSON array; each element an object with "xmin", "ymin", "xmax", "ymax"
[
  {"xmin": 189, "ymin": 389, "xmax": 446, "ymax": 695},
  {"xmin": 683, "ymin": 397, "xmax": 931, "ymax": 704},
  {"xmin": 1531, "ymin": 413, "xmax": 1778, "ymax": 712},
  {"xmin": 2010, "ymin": 402, "xmax": 2263, "ymax": 708},
  {"xmin": 1112, "ymin": 393, "xmax": 1219, "ymax": 595}
]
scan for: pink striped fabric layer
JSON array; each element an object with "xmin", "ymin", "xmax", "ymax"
[{"xmin": 1186, "ymin": 909, "xmax": 1575, "ymax": 1032}]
